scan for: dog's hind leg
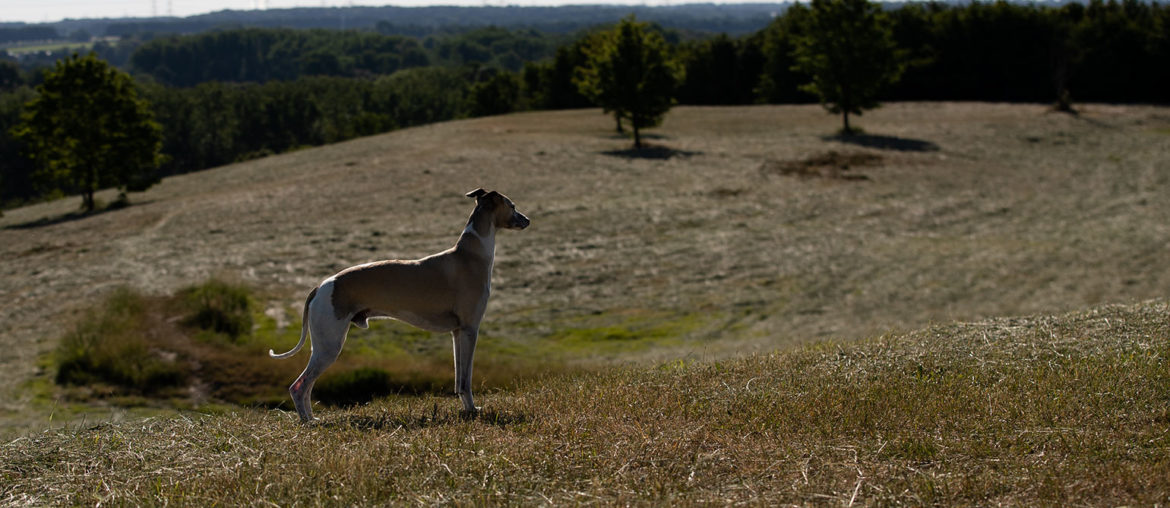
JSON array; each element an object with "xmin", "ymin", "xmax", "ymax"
[{"xmin": 290, "ymin": 315, "xmax": 350, "ymax": 422}]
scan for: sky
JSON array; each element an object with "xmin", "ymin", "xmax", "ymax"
[{"xmin": 1, "ymin": 0, "xmax": 746, "ymax": 24}]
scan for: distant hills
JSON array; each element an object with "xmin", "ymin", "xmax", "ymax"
[{"xmin": 2, "ymin": 3, "xmax": 790, "ymax": 42}]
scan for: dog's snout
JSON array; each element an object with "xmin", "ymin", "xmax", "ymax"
[{"xmin": 512, "ymin": 212, "xmax": 530, "ymax": 229}]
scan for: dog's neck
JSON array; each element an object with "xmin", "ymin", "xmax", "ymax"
[{"xmin": 457, "ymin": 207, "xmax": 496, "ymax": 260}]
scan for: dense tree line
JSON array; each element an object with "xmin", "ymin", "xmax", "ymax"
[
  {"xmin": 99, "ymin": 5, "xmax": 781, "ymax": 39},
  {"xmin": 131, "ymin": 29, "xmax": 430, "ymax": 87},
  {"xmin": 0, "ymin": 26, "xmax": 60, "ymax": 44},
  {"xmin": 141, "ymin": 69, "xmax": 473, "ymax": 175},
  {"xmin": 3, "ymin": 0, "xmax": 1169, "ymax": 208},
  {"xmin": 881, "ymin": 0, "xmax": 1170, "ymax": 103}
]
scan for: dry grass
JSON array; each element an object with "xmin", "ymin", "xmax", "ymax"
[
  {"xmin": 2, "ymin": 300, "xmax": 1167, "ymax": 505},
  {"xmin": 2, "ymin": 102, "xmax": 1170, "ymax": 438}
]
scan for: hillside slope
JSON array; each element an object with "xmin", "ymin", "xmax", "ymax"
[
  {"xmin": 2, "ymin": 300, "xmax": 1167, "ymax": 505},
  {"xmin": 2, "ymin": 103, "xmax": 1169, "ymax": 435}
]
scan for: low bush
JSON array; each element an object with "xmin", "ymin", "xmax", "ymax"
[
  {"xmin": 47, "ymin": 281, "xmax": 505, "ymax": 409},
  {"xmin": 54, "ymin": 287, "xmax": 188, "ymax": 394},
  {"xmin": 179, "ymin": 278, "xmax": 253, "ymax": 341}
]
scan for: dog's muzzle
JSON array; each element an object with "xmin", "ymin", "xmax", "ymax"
[{"xmin": 510, "ymin": 212, "xmax": 530, "ymax": 230}]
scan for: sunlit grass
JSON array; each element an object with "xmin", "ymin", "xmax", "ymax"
[{"xmin": 7, "ymin": 300, "xmax": 1167, "ymax": 505}]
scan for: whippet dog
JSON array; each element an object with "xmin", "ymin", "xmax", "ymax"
[{"xmin": 270, "ymin": 189, "xmax": 530, "ymax": 421}]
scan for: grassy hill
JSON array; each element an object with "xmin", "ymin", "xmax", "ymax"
[
  {"xmin": 2, "ymin": 300, "xmax": 1167, "ymax": 504},
  {"xmin": 1, "ymin": 102, "xmax": 1169, "ymax": 486}
]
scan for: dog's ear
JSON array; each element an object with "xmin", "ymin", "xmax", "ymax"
[{"xmin": 466, "ymin": 188, "xmax": 487, "ymax": 199}]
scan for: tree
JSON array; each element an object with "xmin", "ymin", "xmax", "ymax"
[
  {"xmin": 469, "ymin": 69, "xmax": 522, "ymax": 117},
  {"xmin": 574, "ymin": 16, "xmax": 683, "ymax": 149},
  {"xmin": 756, "ymin": 4, "xmax": 814, "ymax": 104},
  {"xmin": 792, "ymin": 0, "xmax": 903, "ymax": 133},
  {"xmin": 0, "ymin": 60, "xmax": 21, "ymax": 91},
  {"xmin": 11, "ymin": 53, "xmax": 163, "ymax": 211}
]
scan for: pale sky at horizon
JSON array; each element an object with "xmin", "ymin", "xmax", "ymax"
[{"xmin": 2, "ymin": 0, "xmax": 785, "ymax": 24}]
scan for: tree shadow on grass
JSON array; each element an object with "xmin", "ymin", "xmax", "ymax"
[
  {"xmin": 606, "ymin": 132, "xmax": 670, "ymax": 141},
  {"xmin": 823, "ymin": 133, "xmax": 940, "ymax": 152},
  {"xmin": 602, "ymin": 144, "xmax": 702, "ymax": 160},
  {"xmin": 4, "ymin": 198, "xmax": 147, "ymax": 230}
]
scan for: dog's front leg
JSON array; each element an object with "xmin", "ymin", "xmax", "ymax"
[{"xmin": 452, "ymin": 326, "xmax": 479, "ymax": 413}]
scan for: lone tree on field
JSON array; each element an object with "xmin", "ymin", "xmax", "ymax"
[
  {"xmin": 12, "ymin": 53, "xmax": 163, "ymax": 212},
  {"xmin": 792, "ymin": 0, "xmax": 903, "ymax": 134},
  {"xmin": 575, "ymin": 16, "xmax": 683, "ymax": 149}
]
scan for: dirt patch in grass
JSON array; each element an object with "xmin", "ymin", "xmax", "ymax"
[{"xmin": 759, "ymin": 150, "xmax": 884, "ymax": 180}]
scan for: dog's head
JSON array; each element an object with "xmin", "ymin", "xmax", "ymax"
[{"xmin": 467, "ymin": 188, "xmax": 530, "ymax": 230}]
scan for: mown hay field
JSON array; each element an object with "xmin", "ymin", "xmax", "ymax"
[{"xmin": 1, "ymin": 103, "xmax": 1168, "ymax": 438}]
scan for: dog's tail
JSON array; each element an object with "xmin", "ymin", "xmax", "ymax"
[{"xmin": 269, "ymin": 286, "xmax": 318, "ymax": 359}]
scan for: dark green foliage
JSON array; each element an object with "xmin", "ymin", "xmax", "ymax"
[
  {"xmin": 575, "ymin": 16, "xmax": 684, "ymax": 148},
  {"xmin": 375, "ymin": 67, "xmax": 471, "ymax": 128},
  {"xmin": 913, "ymin": 2, "xmax": 1054, "ymax": 101},
  {"xmin": 141, "ymin": 69, "xmax": 471, "ymax": 175},
  {"xmin": 1070, "ymin": 0, "xmax": 1168, "ymax": 102},
  {"xmin": 180, "ymin": 279, "xmax": 254, "ymax": 341},
  {"xmin": 791, "ymin": 0, "xmax": 904, "ymax": 133},
  {"xmin": 677, "ymin": 33, "xmax": 765, "ymax": 105},
  {"xmin": 433, "ymin": 27, "xmax": 564, "ymax": 72},
  {"xmin": 882, "ymin": 0, "xmax": 1170, "ymax": 105},
  {"xmin": 0, "ymin": 86, "xmax": 37, "ymax": 207},
  {"xmin": 54, "ymin": 288, "xmax": 188, "ymax": 393},
  {"xmin": 131, "ymin": 28, "xmax": 430, "ymax": 87},
  {"xmin": 50, "ymin": 282, "xmax": 303, "ymax": 407},
  {"xmin": 755, "ymin": 4, "xmax": 816, "ymax": 104},
  {"xmin": 0, "ymin": 25, "xmax": 58, "ymax": 44},
  {"xmin": 0, "ymin": 61, "xmax": 22, "ymax": 91},
  {"xmin": 10, "ymin": 53, "xmax": 162, "ymax": 211},
  {"xmin": 469, "ymin": 70, "xmax": 523, "ymax": 117},
  {"xmin": 522, "ymin": 41, "xmax": 594, "ymax": 110}
]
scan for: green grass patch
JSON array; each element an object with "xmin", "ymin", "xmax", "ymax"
[
  {"xmin": 178, "ymin": 278, "xmax": 253, "ymax": 341},
  {"xmin": 46, "ymin": 281, "xmax": 612, "ymax": 411},
  {"xmin": 542, "ymin": 309, "xmax": 708, "ymax": 355},
  {"xmin": 49, "ymin": 282, "xmax": 297, "ymax": 407}
]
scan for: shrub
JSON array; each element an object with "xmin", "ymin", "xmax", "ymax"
[
  {"xmin": 54, "ymin": 287, "xmax": 187, "ymax": 393},
  {"xmin": 180, "ymin": 279, "xmax": 253, "ymax": 341}
]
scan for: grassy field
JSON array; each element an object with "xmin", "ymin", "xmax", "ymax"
[
  {"xmin": 2, "ymin": 300, "xmax": 1167, "ymax": 504},
  {"xmin": 0, "ymin": 102, "xmax": 1169, "ymax": 499}
]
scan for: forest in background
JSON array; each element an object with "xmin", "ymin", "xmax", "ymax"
[
  {"xmin": 1, "ymin": 3, "xmax": 784, "ymax": 43},
  {"xmin": 2, "ymin": 0, "xmax": 1168, "ymax": 207}
]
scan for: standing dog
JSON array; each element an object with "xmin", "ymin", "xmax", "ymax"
[{"xmin": 270, "ymin": 189, "xmax": 530, "ymax": 421}]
